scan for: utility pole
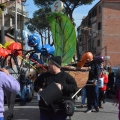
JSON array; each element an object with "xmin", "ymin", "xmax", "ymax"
[
  {"xmin": 15, "ymin": 0, "xmax": 17, "ymax": 42},
  {"xmin": 21, "ymin": 0, "xmax": 27, "ymax": 49},
  {"xmin": 1, "ymin": 9, "xmax": 5, "ymax": 44}
]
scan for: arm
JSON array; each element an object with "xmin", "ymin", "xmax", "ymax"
[
  {"xmin": 2, "ymin": 72, "xmax": 20, "ymax": 93},
  {"xmin": 34, "ymin": 74, "xmax": 44, "ymax": 93},
  {"xmin": 62, "ymin": 73, "xmax": 77, "ymax": 93}
]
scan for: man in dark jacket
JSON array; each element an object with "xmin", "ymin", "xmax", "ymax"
[
  {"xmin": 85, "ymin": 55, "xmax": 104, "ymax": 113},
  {"xmin": 34, "ymin": 56, "xmax": 77, "ymax": 120}
]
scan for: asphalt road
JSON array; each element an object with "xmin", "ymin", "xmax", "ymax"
[{"xmin": 4, "ymin": 95, "xmax": 119, "ymax": 120}]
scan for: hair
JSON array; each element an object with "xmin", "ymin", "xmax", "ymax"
[{"xmin": 108, "ymin": 67, "xmax": 113, "ymax": 73}]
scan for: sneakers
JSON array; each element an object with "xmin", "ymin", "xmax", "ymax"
[
  {"xmin": 7, "ymin": 114, "xmax": 14, "ymax": 120},
  {"xmin": 19, "ymin": 102, "xmax": 26, "ymax": 106},
  {"xmin": 81, "ymin": 104, "xmax": 85, "ymax": 108},
  {"xmin": 99, "ymin": 106, "xmax": 103, "ymax": 109},
  {"xmin": 85, "ymin": 109, "xmax": 92, "ymax": 113},
  {"xmin": 103, "ymin": 100, "xmax": 105, "ymax": 103},
  {"xmin": 94, "ymin": 106, "xmax": 99, "ymax": 112}
]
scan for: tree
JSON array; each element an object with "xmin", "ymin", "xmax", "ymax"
[
  {"xmin": 33, "ymin": 0, "xmax": 94, "ymax": 20},
  {"xmin": 25, "ymin": 8, "xmax": 52, "ymax": 45}
]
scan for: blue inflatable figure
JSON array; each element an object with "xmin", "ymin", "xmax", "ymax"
[
  {"xmin": 28, "ymin": 34, "xmax": 55, "ymax": 56},
  {"xmin": 29, "ymin": 53, "xmax": 43, "ymax": 64}
]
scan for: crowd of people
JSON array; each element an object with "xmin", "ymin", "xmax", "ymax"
[
  {"xmin": 79, "ymin": 65, "xmax": 116, "ymax": 112},
  {"xmin": 1, "ymin": 55, "xmax": 120, "ymax": 120}
]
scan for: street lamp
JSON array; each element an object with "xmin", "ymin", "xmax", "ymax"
[{"xmin": 104, "ymin": 56, "xmax": 111, "ymax": 67}]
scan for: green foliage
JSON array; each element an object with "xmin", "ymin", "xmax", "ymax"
[
  {"xmin": 25, "ymin": 8, "xmax": 50, "ymax": 33},
  {"xmin": 33, "ymin": 0, "xmax": 94, "ymax": 20},
  {"xmin": 47, "ymin": 13, "xmax": 76, "ymax": 65}
]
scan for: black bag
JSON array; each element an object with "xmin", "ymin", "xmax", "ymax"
[{"xmin": 63, "ymin": 100, "xmax": 74, "ymax": 116}]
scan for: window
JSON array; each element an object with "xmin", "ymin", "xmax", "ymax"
[
  {"xmin": 99, "ymin": 6, "xmax": 101, "ymax": 13},
  {"xmin": 79, "ymin": 36, "xmax": 82, "ymax": 43},
  {"xmin": 98, "ymin": 22, "xmax": 101, "ymax": 30},
  {"xmin": 92, "ymin": 8, "xmax": 97, "ymax": 17},
  {"xmin": 97, "ymin": 40, "xmax": 100, "ymax": 46}
]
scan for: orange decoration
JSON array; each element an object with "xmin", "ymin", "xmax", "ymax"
[
  {"xmin": 8, "ymin": 42, "xmax": 22, "ymax": 56},
  {"xmin": 77, "ymin": 52, "xmax": 93, "ymax": 67}
]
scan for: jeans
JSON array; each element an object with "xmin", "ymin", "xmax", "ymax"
[
  {"xmin": 21, "ymin": 85, "xmax": 30, "ymax": 103},
  {"xmin": 40, "ymin": 109, "xmax": 67, "ymax": 120},
  {"xmin": 81, "ymin": 87, "xmax": 86, "ymax": 105},
  {"xmin": 0, "ymin": 117, "xmax": 4, "ymax": 120},
  {"xmin": 86, "ymin": 85, "xmax": 99, "ymax": 110}
]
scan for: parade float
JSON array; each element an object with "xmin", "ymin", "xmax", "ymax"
[{"xmin": 0, "ymin": 0, "xmax": 93, "ymax": 91}]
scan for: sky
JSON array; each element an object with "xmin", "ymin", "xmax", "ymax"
[{"xmin": 25, "ymin": 0, "xmax": 100, "ymax": 28}]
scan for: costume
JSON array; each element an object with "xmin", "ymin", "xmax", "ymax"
[
  {"xmin": 0, "ymin": 71, "xmax": 20, "ymax": 119},
  {"xmin": 34, "ymin": 56, "xmax": 77, "ymax": 120},
  {"xmin": 19, "ymin": 67, "xmax": 31, "ymax": 106}
]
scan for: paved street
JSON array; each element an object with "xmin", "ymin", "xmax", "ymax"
[{"xmin": 4, "ymin": 95, "xmax": 118, "ymax": 120}]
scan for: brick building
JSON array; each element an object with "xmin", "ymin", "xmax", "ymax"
[{"xmin": 77, "ymin": 0, "xmax": 120, "ymax": 67}]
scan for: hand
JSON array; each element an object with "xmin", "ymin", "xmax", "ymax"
[
  {"xmin": 27, "ymin": 85, "xmax": 30, "ymax": 88},
  {"xmin": 38, "ymin": 88, "xmax": 43, "ymax": 94},
  {"xmin": 55, "ymin": 83, "xmax": 62, "ymax": 90},
  {"xmin": 0, "ymin": 68, "xmax": 9, "ymax": 75},
  {"xmin": 93, "ymin": 81, "xmax": 97, "ymax": 86}
]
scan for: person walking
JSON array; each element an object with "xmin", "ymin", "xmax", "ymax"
[
  {"xmin": 98, "ymin": 67, "xmax": 108, "ymax": 108},
  {"xmin": 0, "ymin": 68, "xmax": 20, "ymax": 120},
  {"xmin": 114, "ymin": 67, "xmax": 120, "ymax": 120},
  {"xmin": 107, "ymin": 67, "xmax": 114, "ymax": 98},
  {"xmin": 34, "ymin": 56, "xmax": 77, "ymax": 120},
  {"xmin": 5, "ymin": 59, "xmax": 19, "ymax": 120},
  {"xmin": 85, "ymin": 55, "xmax": 104, "ymax": 113}
]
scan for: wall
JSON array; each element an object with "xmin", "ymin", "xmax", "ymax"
[{"xmin": 102, "ymin": 2, "xmax": 120, "ymax": 66}]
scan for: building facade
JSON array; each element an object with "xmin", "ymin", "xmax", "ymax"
[
  {"xmin": 77, "ymin": 0, "xmax": 120, "ymax": 67},
  {"xmin": 0, "ymin": 0, "xmax": 28, "ymax": 43}
]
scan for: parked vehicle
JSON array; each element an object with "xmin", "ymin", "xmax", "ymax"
[{"xmin": 112, "ymin": 67, "xmax": 119, "ymax": 82}]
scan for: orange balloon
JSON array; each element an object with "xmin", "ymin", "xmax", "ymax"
[
  {"xmin": 77, "ymin": 52, "xmax": 93, "ymax": 67},
  {"xmin": 0, "ymin": 48, "xmax": 11, "ymax": 58},
  {"xmin": 8, "ymin": 42, "xmax": 22, "ymax": 56}
]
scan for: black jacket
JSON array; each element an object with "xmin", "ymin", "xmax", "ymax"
[
  {"xmin": 34, "ymin": 70, "xmax": 77, "ymax": 110},
  {"xmin": 87, "ymin": 61, "xmax": 100, "ymax": 84}
]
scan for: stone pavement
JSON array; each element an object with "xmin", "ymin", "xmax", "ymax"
[
  {"xmin": 71, "ymin": 97, "xmax": 118, "ymax": 120},
  {"xmin": 3, "ymin": 95, "xmax": 119, "ymax": 120}
]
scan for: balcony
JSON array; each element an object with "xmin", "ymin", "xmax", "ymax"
[
  {"xmin": 8, "ymin": 2, "xmax": 28, "ymax": 17},
  {"xmin": 90, "ymin": 16, "xmax": 97, "ymax": 23}
]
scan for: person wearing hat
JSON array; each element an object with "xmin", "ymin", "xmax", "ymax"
[
  {"xmin": 85, "ymin": 55, "xmax": 104, "ymax": 113},
  {"xmin": 34, "ymin": 56, "xmax": 77, "ymax": 120}
]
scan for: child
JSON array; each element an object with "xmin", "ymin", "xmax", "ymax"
[{"xmin": 98, "ymin": 68, "xmax": 108, "ymax": 108}]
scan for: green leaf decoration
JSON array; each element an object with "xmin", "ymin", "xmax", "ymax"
[{"xmin": 47, "ymin": 13, "xmax": 76, "ymax": 65}]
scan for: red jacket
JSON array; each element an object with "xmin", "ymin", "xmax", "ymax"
[{"xmin": 99, "ymin": 73, "xmax": 108, "ymax": 91}]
